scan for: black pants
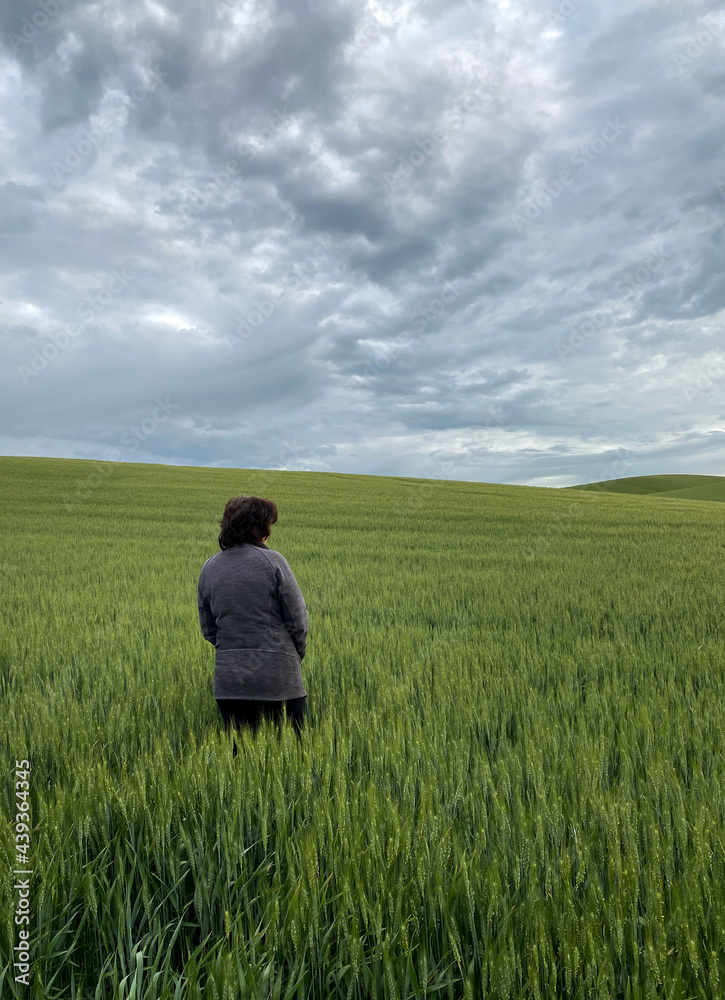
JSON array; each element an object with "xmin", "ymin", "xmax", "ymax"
[{"xmin": 217, "ymin": 697, "xmax": 306, "ymax": 751}]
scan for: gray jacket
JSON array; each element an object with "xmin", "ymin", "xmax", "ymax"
[{"xmin": 197, "ymin": 540, "xmax": 308, "ymax": 701}]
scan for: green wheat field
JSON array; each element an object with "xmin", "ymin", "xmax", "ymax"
[{"xmin": 2, "ymin": 455, "xmax": 725, "ymax": 1000}]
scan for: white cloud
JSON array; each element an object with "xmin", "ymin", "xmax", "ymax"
[{"xmin": 0, "ymin": 0, "xmax": 723, "ymax": 485}]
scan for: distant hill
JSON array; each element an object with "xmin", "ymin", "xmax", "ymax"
[{"xmin": 569, "ymin": 474, "xmax": 725, "ymax": 503}]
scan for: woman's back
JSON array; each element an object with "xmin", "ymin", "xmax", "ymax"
[{"xmin": 198, "ymin": 538, "xmax": 308, "ymax": 701}]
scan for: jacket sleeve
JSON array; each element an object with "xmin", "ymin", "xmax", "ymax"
[
  {"xmin": 274, "ymin": 555, "xmax": 308, "ymax": 660},
  {"xmin": 197, "ymin": 565, "xmax": 217, "ymax": 646}
]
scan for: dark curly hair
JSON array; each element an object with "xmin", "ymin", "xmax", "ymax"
[{"xmin": 218, "ymin": 496, "xmax": 278, "ymax": 550}]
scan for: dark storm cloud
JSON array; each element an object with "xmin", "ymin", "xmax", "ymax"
[{"xmin": 1, "ymin": 0, "xmax": 724, "ymax": 486}]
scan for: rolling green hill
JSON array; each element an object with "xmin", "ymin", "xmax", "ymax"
[
  {"xmin": 3, "ymin": 455, "xmax": 725, "ymax": 998},
  {"xmin": 569, "ymin": 473, "xmax": 725, "ymax": 503}
]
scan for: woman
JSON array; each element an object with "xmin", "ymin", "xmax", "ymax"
[{"xmin": 197, "ymin": 495, "xmax": 308, "ymax": 747}]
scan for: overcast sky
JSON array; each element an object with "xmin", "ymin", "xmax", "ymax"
[{"xmin": 1, "ymin": 0, "xmax": 724, "ymax": 487}]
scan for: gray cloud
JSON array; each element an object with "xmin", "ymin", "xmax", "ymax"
[{"xmin": 1, "ymin": 0, "xmax": 724, "ymax": 487}]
